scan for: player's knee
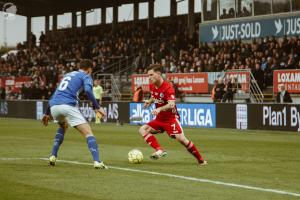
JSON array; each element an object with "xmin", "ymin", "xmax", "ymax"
[
  {"xmin": 139, "ymin": 126, "xmax": 147, "ymax": 136},
  {"xmin": 80, "ymin": 129, "xmax": 94, "ymax": 137},
  {"xmin": 175, "ymin": 134, "xmax": 189, "ymax": 145},
  {"xmin": 59, "ymin": 122, "xmax": 68, "ymax": 132},
  {"xmin": 138, "ymin": 126, "xmax": 144, "ymax": 135},
  {"xmin": 81, "ymin": 127, "xmax": 93, "ymax": 137},
  {"xmin": 74, "ymin": 123, "xmax": 93, "ymax": 137}
]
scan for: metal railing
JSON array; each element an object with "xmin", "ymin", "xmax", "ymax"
[
  {"xmin": 92, "ymin": 37, "xmax": 168, "ymax": 96},
  {"xmin": 102, "ymin": 37, "xmax": 168, "ymax": 76},
  {"xmin": 222, "ymin": 69, "xmax": 264, "ymax": 103},
  {"xmin": 102, "ymin": 56, "xmax": 133, "ymax": 75},
  {"xmin": 93, "ymin": 73, "xmax": 121, "ymax": 101},
  {"xmin": 249, "ymin": 71, "xmax": 264, "ymax": 103}
]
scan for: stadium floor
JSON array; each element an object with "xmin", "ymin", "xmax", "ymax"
[{"xmin": 0, "ymin": 118, "xmax": 299, "ymax": 200}]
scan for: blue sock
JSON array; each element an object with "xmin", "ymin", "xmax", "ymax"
[
  {"xmin": 51, "ymin": 128, "xmax": 64, "ymax": 157},
  {"xmin": 86, "ymin": 136, "xmax": 100, "ymax": 162}
]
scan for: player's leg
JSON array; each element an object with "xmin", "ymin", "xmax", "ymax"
[
  {"xmin": 139, "ymin": 121, "xmax": 167, "ymax": 159},
  {"xmin": 49, "ymin": 105, "xmax": 68, "ymax": 166},
  {"xmin": 95, "ymin": 114, "xmax": 100, "ymax": 124},
  {"xmin": 75, "ymin": 123, "xmax": 107, "ymax": 169},
  {"xmin": 95, "ymin": 99, "xmax": 101, "ymax": 124},
  {"xmin": 63, "ymin": 105, "xmax": 107, "ymax": 169},
  {"xmin": 49, "ymin": 122, "xmax": 68, "ymax": 166},
  {"xmin": 174, "ymin": 134, "xmax": 207, "ymax": 165},
  {"xmin": 165, "ymin": 119, "xmax": 207, "ymax": 165},
  {"xmin": 139, "ymin": 124, "xmax": 162, "ymax": 151}
]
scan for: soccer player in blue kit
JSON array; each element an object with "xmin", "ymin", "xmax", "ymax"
[{"xmin": 42, "ymin": 59, "xmax": 108, "ymax": 169}]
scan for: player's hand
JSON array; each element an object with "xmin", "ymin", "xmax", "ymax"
[
  {"xmin": 151, "ymin": 108, "xmax": 161, "ymax": 116},
  {"xmin": 41, "ymin": 115, "xmax": 51, "ymax": 126},
  {"xmin": 95, "ymin": 107, "xmax": 106, "ymax": 119},
  {"xmin": 143, "ymin": 100, "xmax": 152, "ymax": 108}
]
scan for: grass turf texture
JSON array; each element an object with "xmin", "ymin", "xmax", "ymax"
[{"xmin": 0, "ymin": 118, "xmax": 299, "ymax": 200}]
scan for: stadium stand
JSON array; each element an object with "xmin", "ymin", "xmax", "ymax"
[
  {"xmin": 0, "ymin": 0, "xmax": 300, "ymax": 102},
  {"xmin": 1, "ymin": 31, "xmax": 299, "ymax": 100}
]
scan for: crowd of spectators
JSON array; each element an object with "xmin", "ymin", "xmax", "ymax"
[
  {"xmin": 139, "ymin": 35, "xmax": 300, "ymax": 91},
  {"xmin": 0, "ymin": 20, "xmax": 187, "ymax": 100},
  {"xmin": 211, "ymin": 77, "xmax": 242, "ymax": 103},
  {"xmin": 219, "ymin": 6, "xmax": 252, "ymax": 19},
  {"xmin": 0, "ymin": 18, "xmax": 300, "ymax": 100}
]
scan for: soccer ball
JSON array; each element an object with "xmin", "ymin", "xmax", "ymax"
[{"xmin": 128, "ymin": 149, "xmax": 143, "ymax": 164}]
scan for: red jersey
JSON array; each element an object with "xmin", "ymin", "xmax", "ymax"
[{"xmin": 150, "ymin": 81, "xmax": 179, "ymax": 121}]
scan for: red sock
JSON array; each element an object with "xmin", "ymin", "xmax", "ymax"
[
  {"xmin": 143, "ymin": 133, "xmax": 162, "ymax": 151},
  {"xmin": 185, "ymin": 141, "xmax": 204, "ymax": 162}
]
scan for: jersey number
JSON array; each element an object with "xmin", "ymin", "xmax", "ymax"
[
  {"xmin": 171, "ymin": 123, "xmax": 176, "ymax": 131},
  {"xmin": 58, "ymin": 77, "xmax": 72, "ymax": 91}
]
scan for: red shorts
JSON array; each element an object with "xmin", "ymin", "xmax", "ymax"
[{"xmin": 147, "ymin": 118, "xmax": 183, "ymax": 138}]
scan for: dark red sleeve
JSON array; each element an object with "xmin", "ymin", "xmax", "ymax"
[
  {"xmin": 149, "ymin": 84, "xmax": 153, "ymax": 92},
  {"xmin": 166, "ymin": 85, "xmax": 175, "ymax": 101}
]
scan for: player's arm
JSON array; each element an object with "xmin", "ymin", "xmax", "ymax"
[
  {"xmin": 143, "ymin": 97, "xmax": 154, "ymax": 108},
  {"xmin": 158, "ymin": 100, "xmax": 176, "ymax": 111},
  {"xmin": 152, "ymin": 86, "xmax": 176, "ymax": 116},
  {"xmin": 42, "ymin": 105, "xmax": 51, "ymax": 126},
  {"xmin": 152, "ymin": 100, "xmax": 175, "ymax": 116},
  {"xmin": 42, "ymin": 92, "xmax": 55, "ymax": 126}
]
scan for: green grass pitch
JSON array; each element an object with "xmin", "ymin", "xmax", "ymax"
[{"xmin": 0, "ymin": 118, "xmax": 300, "ymax": 200}]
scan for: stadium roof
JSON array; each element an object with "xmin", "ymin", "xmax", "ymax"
[{"xmin": 0, "ymin": 0, "xmax": 148, "ymax": 17}]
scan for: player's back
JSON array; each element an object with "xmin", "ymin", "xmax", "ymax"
[{"xmin": 50, "ymin": 70, "xmax": 91, "ymax": 107}]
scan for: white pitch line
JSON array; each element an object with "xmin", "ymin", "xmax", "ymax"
[{"xmin": 1, "ymin": 157, "xmax": 300, "ymax": 197}]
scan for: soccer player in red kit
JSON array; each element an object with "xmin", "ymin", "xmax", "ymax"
[{"xmin": 139, "ymin": 64, "xmax": 207, "ymax": 165}]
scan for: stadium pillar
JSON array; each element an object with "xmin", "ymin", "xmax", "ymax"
[
  {"xmin": 53, "ymin": 15, "xmax": 57, "ymax": 31},
  {"xmin": 237, "ymin": 0, "xmax": 241, "ymax": 14},
  {"xmin": 101, "ymin": 7, "xmax": 106, "ymax": 24},
  {"xmin": 26, "ymin": 16, "xmax": 31, "ymax": 44},
  {"xmin": 113, "ymin": 5, "xmax": 118, "ymax": 31},
  {"xmin": 148, "ymin": 0, "xmax": 154, "ymax": 29},
  {"xmin": 81, "ymin": 11, "xmax": 86, "ymax": 28},
  {"xmin": 188, "ymin": 0, "xmax": 195, "ymax": 37},
  {"xmin": 72, "ymin": 12, "xmax": 77, "ymax": 28},
  {"xmin": 45, "ymin": 15, "xmax": 49, "ymax": 33},
  {"xmin": 134, "ymin": 1, "xmax": 139, "ymax": 22},
  {"xmin": 170, "ymin": 0, "xmax": 177, "ymax": 17}
]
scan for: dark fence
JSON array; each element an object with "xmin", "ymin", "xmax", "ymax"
[
  {"xmin": 0, "ymin": 100, "xmax": 130, "ymax": 124},
  {"xmin": 1, "ymin": 100, "xmax": 299, "ymax": 132}
]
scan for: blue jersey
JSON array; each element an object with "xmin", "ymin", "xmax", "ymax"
[{"xmin": 49, "ymin": 70, "xmax": 99, "ymax": 109}]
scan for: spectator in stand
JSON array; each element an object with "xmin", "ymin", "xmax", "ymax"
[
  {"xmin": 252, "ymin": 62, "xmax": 264, "ymax": 90},
  {"xmin": 26, "ymin": 82, "xmax": 34, "ymax": 99},
  {"xmin": 228, "ymin": 8, "xmax": 235, "ymax": 18},
  {"xmin": 39, "ymin": 31, "xmax": 45, "ymax": 45},
  {"xmin": 241, "ymin": 6, "xmax": 251, "ymax": 17},
  {"xmin": 222, "ymin": 78, "xmax": 233, "ymax": 103},
  {"xmin": 213, "ymin": 78, "xmax": 225, "ymax": 102},
  {"xmin": 39, "ymin": 85, "xmax": 48, "ymax": 100},
  {"xmin": 93, "ymin": 79, "xmax": 104, "ymax": 124},
  {"xmin": 1, "ymin": 20, "xmax": 300, "ymax": 100},
  {"xmin": 0, "ymin": 86, "xmax": 5, "ymax": 100},
  {"xmin": 220, "ymin": 9, "xmax": 229, "ymax": 19},
  {"xmin": 169, "ymin": 80, "xmax": 181, "ymax": 102},
  {"xmin": 5, "ymin": 86, "xmax": 16, "ymax": 100},
  {"xmin": 93, "ymin": 80, "xmax": 104, "ymax": 104},
  {"xmin": 231, "ymin": 77, "xmax": 240, "ymax": 94},
  {"xmin": 211, "ymin": 80, "xmax": 218, "ymax": 102},
  {"xmin": 29, "ymin": 32, "xmax": 36, "ymax": 47},
  {"xmin": 276, "ymin": 84, "xmax": 292, "ymax": 103},
  {"xmin": 21, "ymin": 83, "xmax": 27, "ymax": 99},
  {"xmin": 46, "ymin": 83, "xmax": 56, "ymax": 99},
  {"xmin": 132, "ymin": 86, "xmax": 143, "ymax": 102}
]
